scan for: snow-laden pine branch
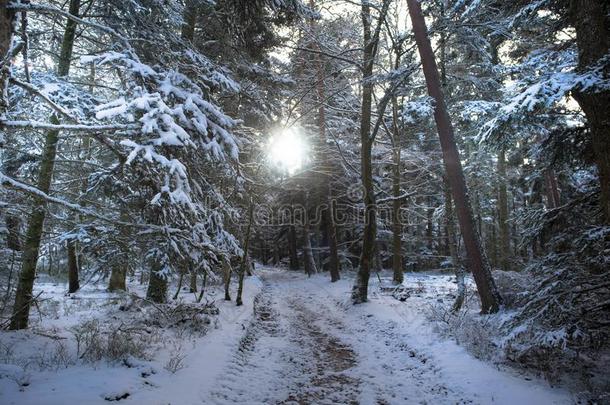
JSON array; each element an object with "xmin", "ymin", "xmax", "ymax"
[{"xmin": 1, "ymin": 120, "xmax": 139, "ymax": 132}]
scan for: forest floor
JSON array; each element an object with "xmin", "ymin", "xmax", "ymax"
[{"xmin": 0, "ymin": 268, "xmax": 574, "ymax": 404}]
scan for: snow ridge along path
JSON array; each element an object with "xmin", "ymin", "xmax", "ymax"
[{"xmin": 204, "ymin": 269, "xmax": 572, "ymax": 404}]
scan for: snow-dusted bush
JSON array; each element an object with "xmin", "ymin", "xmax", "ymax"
[
  {"xmin": 117, "ymin": 294, "xmax": 218, "ymax": 337},
  {"xmin": 428, "ymin": 297, "xmax": 502, "ymax": 363},
  {"xmin": 70, "ymin": 320, "xmax": 151, "ymax": 363},
  {"xmin": 433, "ymin": 199, "xmax": 610, "ymax": 399},
  {"xmin": 31, "ymin": 340, "xmax": 74, "ymax": 371},
  {"xmin": 491, "ymin": 270, "xmax": 530, "ymax": 309},
  {"xmin": 164, "ymin": 343, "xmax": 186, "ymax": 374},
  {"xmin": 144, "ymin": 302, "xmax": 217, "ymax": 337}
]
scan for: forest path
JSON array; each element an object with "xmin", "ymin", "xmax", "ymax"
[
  {"xmin": 207, "ymin": 269, "xmax": 469, "ymax": 404},
  {"xmin": 0, "ymin": 270, "xmax": 571, "ymax": 405}
]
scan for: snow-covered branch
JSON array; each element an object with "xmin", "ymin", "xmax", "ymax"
[
  {"xmin": 0, "ymin": 171, "xmax": 183, "ymax": 234},
  {"xmin": 9, "ymin": 77, "xmax": 79, "ymax": 122},
  {"xmin": 7, "ymin": 2, "xmax": 131, "ymax": 48},
  {"xmin": 1, "ymin": 120, "xmax": 139, "ymax": 132}
]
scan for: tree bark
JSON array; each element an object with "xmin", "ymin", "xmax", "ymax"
[
  {"xmin": 308, "ymin": 0, "xmax": 340, "ymax": 282},
  {"xmin": 353, "ymin": 1, "xmax": 389, "ymax": 303},
  {"xmin": 391, "ymin": 97, "xmax": 403, "ymax": 284},
  {"xmin": 1, "ymin": 7, "xmax": 21, "ymax": 251},
  {"xmin": 190, "ymin": 268, "xmax": 197, "ymax": 293},
  {"xmin": 146, "ymin": 260, "xmax": 167, "ymax": 304},
  {"xmin": 497, "ymin": 149, "xmax": 510, "ymax": 271},
  {"xmin": 5, "ymin": 215, "xmax": 21, "ymax": 251},
  {"xmin": 2, "ymin": 150, "xmax": 23, "ymax": 251},
  {"xmin": 108, "ymin": 264, "xmax": 126, "ymax": 292},
  {"xmin": 10, "ymin": 0, "xmax": 81, "ymax": 329},
  {"xmin": 223, "ymin": 258, "xmax": 232, "ymax": 301},
  {"xmin": 426, "ymin": 197, "xmax": 434, "ymax": 251},
  {"xmin": 236, "ymin": 199, "xmax": 254, "ymax": 306},
  {"xmin": 67, "ymin": 239, "xmax": 80, "ymax": 293},
  {"xmin": 569, "ymin": 0, "xmax": 610, "ymax": 223},
  {"xmin": 288, "ymin": 223, "xmax": 299, "ymax": 270},
  {"xmin": 108, "ymin": 209, "xmax": 128, "ymax": 291},
  {"xmin": 9, "ymin": 129, "xmax": 56, "ymax": 328},
  {"xmin": 181, "ymin": 0, "xmax": 199, "ymax": 42},
  {"xmin": 0, "ymin": 0, "xmax": 17, "ymax": 113},
  {"xmin": 173, "ymin": 272, "xmax": 184, "ymax": 300},
  {"xmin": 406, "ymin": 0, "xmax": 501, "ymax": 313},
  {"xmin": 445, "ymin": 180, "xmax": 465, "ymax": 311},
  {"xmin": 544, "ymin": 169, "xmax": 560, "ymax": 209},
  {"xmin": 302, "ymin": 193, "xmax": 317, "ymax": 277},
  {"xmin": 196, "ymin": 270, "xmax": 208, "ymax": 303}
]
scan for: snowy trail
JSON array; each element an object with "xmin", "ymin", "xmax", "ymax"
[
  {"xmin": 205, "ymin": 269, "xmax": 572, "ymax": 405},
  {"xmin": 1, "ymin": 269, "xmax": 573, "ymax": 405},
  {"xmin": 210, "ymin": 275, "xmax": 361, "ymax": 404}
]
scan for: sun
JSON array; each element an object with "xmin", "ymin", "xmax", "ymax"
[{"xmin": 268, "ymin": 127, "xmax": 308, "ymax": 175}]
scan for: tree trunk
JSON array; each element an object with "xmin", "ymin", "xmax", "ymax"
[
  {"xmin": 445, "ymin": 179, "xmax": 465, "ymax": 311},
  {"xmin": 391, "ymin": 97, "xmax": 403, "ymax": 285},
  {"xmin": 108, "ymin": 264, "xmax": 126, "ymax": 292},
  {"xmin": 302, "ymin": 193, "xmax": 317, "ymax": 277},
  {"xmin": 569, "ymin": 0, "xmax": 610, "ymax": 223},
  {"xmin": 67, "ymin": 239, "xmax": 80, "ymax": 293},
  {"xmin": 181, "ymin": 0, "xmax": 199, "ymax": 42},
  {"xmin": 2, "ymin": 150, "xmax": 23, "ymax": 252},
  {"xmin": 273, "ymin": 241, "xmax": 280, "ymax": 264},
  {"xmin": 544, "ymin": 169, "xmax": 561, "ymax": 209},
  {"xmin": 259, "ymin": 234, "xmax": 268, "ymax": 265},
  {"xmin": 10, "ymin": 0, "xmax": 80, "ymax": 329},
  {"xmin": 0, "ymin": 0, "xmax": 16, "ymax": 113},
  {"xmin": 223, "ymin": 259, "xmax": 232, "ymax": 301},
  {"xmin": 308, "ymin": 0, "xmax": 340, "ymax": 282},
  {"xmin": 497, "ymin": 149, "xmax": 511, "ymax": 271},
  {"xmin": 196, "ymin": 271, "xmax": 208, "ymax": 303},
  {"xmin": 489, "ymin": 214, "xmax": 497, "ymax": 268},
  {"xmin": 5, "ymin": 215, "xmax": 21, "ymax": 251},
  {"xmin": 146, "ymin": 261, "xmax": 167, "ymax": 304},
  {"xmin": 288, "ymin": 223, "xmax": 299, "ymax": 270},
  {"xmin": 406, "ymin": 0, "xmax": 501, "ymax": 313},
  {"xmin": 173, "ymin": 272, "xmax": 184, "ymax": 300},
  {"xmin": 353, "ymin": 1, "xmax": 386, "ymax": 303},
  {"xmin": 190, "ymin": 269, "xmax": 197, "ymax": 293},
  {"xmin": 426, "ymin": 197, "xmax": 433, "ymax": 251},
  {"xmin": 66, "ymin": 92, "xmax": 95, "ymax": 294},
  {"xmin": 325, "ymin": 198, "xmax": 340, "ymax": 281},
  {"xmin": 10, "ymin": 119, "xmax": 59, "ymax": 329},
  {"xmin": 108, "ymin": 209, "xmax": 128, "ymax": 291},
  {"xmin": 236, "ymin": 199, "xmax": 254, "ymax": 306}
]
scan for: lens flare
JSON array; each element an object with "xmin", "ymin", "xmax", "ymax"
[{"xmin": 268, "ymin": 128, "xmax": 308, "ymax": 175}]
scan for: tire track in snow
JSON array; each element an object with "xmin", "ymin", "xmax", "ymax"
[
  {"xmin": 296, "ymin": 281, "xmax": 473, "ymax": 404},
  {"xmin": 208, "ymin": 274, "xmax": 362, "ymax": 404},
  {"xmin": 278, "ymin": 297, "xmax": 361, "ymax": 404},
  {"xmin": 209, "ymin": 280, "xmax": 285, "ymax": 404}
]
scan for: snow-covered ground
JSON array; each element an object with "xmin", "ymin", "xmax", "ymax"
[{"xmin": 1, "ymin": 268, "xmax": 574, "ymax": 404}]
